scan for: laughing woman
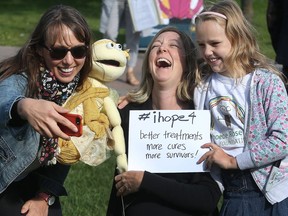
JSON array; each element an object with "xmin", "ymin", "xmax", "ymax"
[{"xmin": 106, "ymin": 26, "xmax": 221, "ymax": 216}]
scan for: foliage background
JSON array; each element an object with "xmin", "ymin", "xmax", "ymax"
[{"xmin": 0, "ymin": 0, "xmax": 274, "ymax": 215}]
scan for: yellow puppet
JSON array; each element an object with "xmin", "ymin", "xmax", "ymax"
[{"xmin": 57, "ymin": 39, "xmax": 128, "ymax": 173}]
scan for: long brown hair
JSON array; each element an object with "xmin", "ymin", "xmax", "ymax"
[{"xmin": 0, "ymin": 5, "xmax": 92, "ymax": 97}]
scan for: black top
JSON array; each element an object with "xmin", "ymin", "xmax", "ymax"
[
  {"xmin": 106, "ymin": 98, "xmax": 221, "ymax": 216},
  {"xmin": 267, "ymin": 0, "xmax": 288, "ymax": 66}
]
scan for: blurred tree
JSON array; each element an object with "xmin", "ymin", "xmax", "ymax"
[{"xmin": 241, "ymin": 0, "xmax": 253, "ymax": 22}]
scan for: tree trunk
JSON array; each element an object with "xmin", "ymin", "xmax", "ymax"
[{"xmin": 241, "ymin": 0, "xmax": 254, "ymax": 22}]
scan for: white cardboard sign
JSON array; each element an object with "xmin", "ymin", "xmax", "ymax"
[{"xmin": 128, "ymin": 110, "xmax": 211, "ymax": 173}]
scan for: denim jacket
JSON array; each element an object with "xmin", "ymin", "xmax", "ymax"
[
  {"xmin": 0, "ymin": 73, "xmax": 69, "ymax": 195},
  {"xmin": 194, "ymin": 69, "xmax": 288, "ymax": 204}
]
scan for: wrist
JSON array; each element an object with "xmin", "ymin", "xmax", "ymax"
[
  {"xmin": 10, "ymin": 99, "xmax": 27, "ymax": 126},
  {"xmin": 17, "ymin": 98, "xmax": 28, "ymax": 120},
  {"xmin": 230, "ymin": 156, "xmax": 239, "ymax": 169},
  {"xmin": 37, "ymin": 192, "xmax": 56, "ymax": 206}
]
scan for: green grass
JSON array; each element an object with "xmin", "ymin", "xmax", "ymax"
[
  {"xmin": 0, "ymin": 0, "xmax": 274, "ymax": 215},
  {"xmin": 0, "ymin": 0, "xmax": 125, "ymax": 47},
  {"xmin": 61, "ymin": 156, "xmax": 116, "ymax": 215},
  {"xmin": 0, "ymin": 0, "xmax": 275, "ymax": 59}
]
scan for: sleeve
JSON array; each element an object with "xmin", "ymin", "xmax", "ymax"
[
  {"xmin": 33, "ymin": 163, "xmax": 71, "ymax": 196},
  {"xmin": 106, "ymin": 170, "xmax": 123, "ymax": 216},
  {"xmin": 0, "ymin": 74, "xmax": 27, "ymax": 127},
  {"xmin": 237, "ymin": 73, "xmax": 288, "ymax": 169},
  {"xmin": 1, "ymin": 74, "xmax": 70, "ymax": 197},
  {"xmin": 139, "ymin": 171, "xmax": 221, "ymax": 214},
  {"xmin": 9, "ymin": 98, "xmax": 27, "ymax": 126}
]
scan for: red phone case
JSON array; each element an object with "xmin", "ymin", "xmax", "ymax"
[{"xmin": 59, "ymin": 113, "xmax": 83, "ymax": 137}]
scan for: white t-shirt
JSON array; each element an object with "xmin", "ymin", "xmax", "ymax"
[{"xmin": 205, "ymin": 73, "xmax": 252, "ymax": 156}]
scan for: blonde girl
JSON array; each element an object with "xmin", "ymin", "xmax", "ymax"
[{"xmin": 194, "ymin": 1, "xmax": 288, "ymax": 215}]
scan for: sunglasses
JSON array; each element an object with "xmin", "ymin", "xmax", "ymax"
[{"xmin": 42, "ymin": 44, "xmax": 88, "ymax": 60}]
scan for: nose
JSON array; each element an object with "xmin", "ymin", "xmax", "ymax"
[
  {"xmin": 158, "ymin": 44, "xmax": 167, "ymax": 53},
  {"xmin": 62, "ymin": 51, "xmax": 74, "ymax": 64},
  {"xmin": 203, "ymin": 46, "xmax": 213, "ymax": 56}
]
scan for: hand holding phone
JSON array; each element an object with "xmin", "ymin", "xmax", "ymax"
[{"xmin": 59, "ymin": 113, "xmax": 83, "ymax": 137}]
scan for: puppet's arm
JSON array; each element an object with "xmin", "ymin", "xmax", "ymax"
[{"xmin": 104, "ymin": 96, "xmax": 128, "ymax": 173}]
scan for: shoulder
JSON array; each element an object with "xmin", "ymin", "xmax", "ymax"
[
  {"xmin": 120, "ymin": 99, "xmax": 152, "ymax": 113},
  {"xmin": 1, "ymin": 72, "xmax": 27, "ymax": 83},
  {"xmin": 0, "ymin": 73, "xmax": 28, "ymax": 93},
  {"xmin": 119, "ymin": 99, "xmax": 152, "ymax": 121},
  {"xmin": 254, "ymin": 68, "xmax": 279, "ymax": 79},
  {"xmin": 252, "ymin": 69, "xmax": 287, "ymax": 105},
  {"xmin": 253, "ymin": 69, "xmax": 284, "ymax": 88}
]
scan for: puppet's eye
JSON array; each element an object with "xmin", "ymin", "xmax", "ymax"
[
  {"xmin": 115, "ymin": 43, "xmax": 122, "ymax": 50},
  {"xmin": 106, "ymin": 42, "xmax": 114, "ymax": 49}
]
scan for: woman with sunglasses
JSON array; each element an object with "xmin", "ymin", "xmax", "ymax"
[{"xmin": 0, "ymin": 5, "xmax": 92, "ymax": 216}]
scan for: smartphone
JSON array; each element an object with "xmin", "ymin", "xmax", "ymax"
[{"xmin": 59, "ymin": 113, "xmax": 83, "ymax": 137}]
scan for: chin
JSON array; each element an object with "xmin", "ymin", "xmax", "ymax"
[
  {"xmin": 55, "ymin": 72, "xmax": 78, "ymax": 83},
  {"xmin": 57, "ymin": 76, "xmax": 75, "ymax": 83},
  {"xmin": 210, "ymin": 66, "xmax": 223, "ymax": 73}
]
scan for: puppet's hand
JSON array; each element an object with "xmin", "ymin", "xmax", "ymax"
[
  {"xmin": 112, "ymin": 125, "xmax": 128, "ymax": 173},
  {"xmin": 117, "ymin": 154, "xmax": 128, "ymax": 174}
]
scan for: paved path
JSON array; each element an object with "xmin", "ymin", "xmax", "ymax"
[{"xmin": 0, "ymin": 46, "xmax": 144, "ymax": 96}]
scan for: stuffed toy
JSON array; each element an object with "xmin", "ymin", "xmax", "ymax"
[{"xmin": 57, "ymin": 39, "xmax": 128, "ymax": 173}]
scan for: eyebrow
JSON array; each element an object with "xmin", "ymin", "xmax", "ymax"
[{"xmin": 154, "ymin": 38, "xmax": 181, "ymax": 44}]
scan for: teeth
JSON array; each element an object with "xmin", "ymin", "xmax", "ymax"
[
  {"xmin": 156, "ymin": 58, "xmax": 171, "ymax": 67},
  {"xmin": 209, "ymin": 58, "xmax": 217, "ymax": 62},
  {"xmin": 61, "ymin": 68, "xmax": 73, "ymax": 73},
  {"xmin": 157, "ymin": 58, "xmax": 170, "ymax": 64}
]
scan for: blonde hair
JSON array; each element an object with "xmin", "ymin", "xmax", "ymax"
[
  {"xmin": 128, "ymin": 26, "xmax": 200, "ymax": 103},
  {"xmin": 195, "ymin": 0, "xmax": 284, "ymax": 82}
]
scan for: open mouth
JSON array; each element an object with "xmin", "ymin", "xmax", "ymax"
[
  {"xmin": 60, "ymin": 67, "xmax": 73, "ymax": 73},
  {"xmin": 97, "ymin": 59, "xmax": 120, "ymax": 67},
  {"xmin": 156, "ymin": 58, "xmax": 171, "ymax": 68}
]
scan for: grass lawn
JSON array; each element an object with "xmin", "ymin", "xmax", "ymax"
[
  {"xmin": 0, "ymin": 0, "xmax": 274, "ymax": 215},
  {"xmin": 61, "ymin": 156, "xmax": 116, "ymax": 215}
]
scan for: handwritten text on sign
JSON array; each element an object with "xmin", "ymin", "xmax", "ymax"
[{"xmin": 128, "ymin": 110, "xmax": 211, "ymax": 173}]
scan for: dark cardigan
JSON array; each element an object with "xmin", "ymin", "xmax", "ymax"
[{"xmin": 107, "ymin": 98, "xmax": 221, "ymax": 216}]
